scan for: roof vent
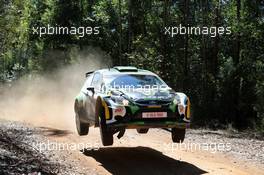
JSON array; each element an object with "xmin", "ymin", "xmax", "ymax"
[{"xmin": 113, "ymin": 66, "xmax": 138, "ymax": 72}]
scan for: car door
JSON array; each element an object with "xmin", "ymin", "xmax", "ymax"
[
  {"xmin": 80, "ymin": 74, "xmax": 94, "ymax": 123},
  {"xmin": 87, "ymin": 72, "xmax": 103, "ymax": 123}
]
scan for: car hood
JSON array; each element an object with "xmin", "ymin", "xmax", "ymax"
[{"xmin": 111, "ymin": 88, "xmax": 175, "ymax": 102}]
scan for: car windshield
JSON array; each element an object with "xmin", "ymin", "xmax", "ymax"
[{"xmin": 103, "ymin": 74, "xmax": 167, "ymax": 89}]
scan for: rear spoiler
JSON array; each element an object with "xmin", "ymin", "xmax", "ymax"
[{"xmin": 85, "ymin": 71, "xmax": 94, "ymax": 77}]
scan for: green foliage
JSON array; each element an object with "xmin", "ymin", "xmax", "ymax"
[{"xmin": 0, "ymin": 0, "xmax": 264, "ymax": 129}]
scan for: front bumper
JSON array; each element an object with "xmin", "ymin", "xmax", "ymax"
[{"xmin": 105, "ymin": 102, "xmax": 190, "ymax": 129}]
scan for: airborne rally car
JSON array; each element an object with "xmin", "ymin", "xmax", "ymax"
[{"xmin": 74, "ymin": 66, "xmax": 191, "ymax": 146}]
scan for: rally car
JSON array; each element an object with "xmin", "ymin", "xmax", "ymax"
[{"xmin": 74, "ymin": 66, "xmax": 191, "ymax": 146}]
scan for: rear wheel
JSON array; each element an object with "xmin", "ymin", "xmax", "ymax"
[
  {"xmin": 137, "ymin": 128, "xmax": 149, "ymax": 134},
  {"xmin": 98, "ymin": 102, "xmax": 113, "ymax": 146},
  {"xmin": 171, "ymin": 128, "xmax": 185, "ymax": 143},
  {"xmin": 75, "ymin": 112, "xmax": 89, "ymax": 136}
]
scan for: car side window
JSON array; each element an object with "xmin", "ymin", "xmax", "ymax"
[
  {"xmin": 81, "ymin": 74, "xmax": 94, "ymax": 94},
  {"xmin": 91, "ymin": 72, "xmax": 102, "ymax": 91}
]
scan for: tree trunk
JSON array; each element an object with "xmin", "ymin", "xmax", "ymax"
[
  {"xmin": 233, "ymin": 0, "xmax": 241, "ymax": 126},
  {"xmin": 183, "ymin": 0, "xmax": 190, "ymax": 91},
  {"xmin": 118, "ymin": 0, "xmax": 122, "ymax": 65},
  {"xmin": 127, "ymin": 0, "xmax": 132, "ymax": 54}
]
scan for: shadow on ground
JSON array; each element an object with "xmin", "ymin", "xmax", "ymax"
[
  {"xmin": 82, "ymin": 146, "xmax": 207, "ymax": 175},
  {"xmin": 39, "ymin": 127, "xmax": 72, "ymax": 137}
]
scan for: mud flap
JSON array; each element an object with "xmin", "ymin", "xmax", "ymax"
[{"xmin": 117, "ymin": 128, "xmax": 126, "ymax": 139}]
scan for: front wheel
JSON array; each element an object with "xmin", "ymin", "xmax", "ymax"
[
  {"xmin": 99, "ymin": 118, "xmax": 113, "ymax": 146},
  {"xmin": 75, "ymin": 112, "xmax": 89, "ymax": 136},
  {"xmin": 98, "ymin": 102, "xmax": 113, "ymax": 146},
  {"xmin": 171, "ymin": 128, "xmax": 185, "ymax": 143}
]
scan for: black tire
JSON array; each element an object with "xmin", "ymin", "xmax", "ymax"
[
  {"xmin": 75, "ymin": 112, "xmax": 89, "ymax": 136},
  {"xmin": 98, "ymin": 103, "xmax": 113, "ymax": 146},
  {"xmin": 137, "ymin": 128, "xmax": 149, "ymax": 134},
  {"xmin": 171, "ymin": 128, "xmax": 186, "ymax": 143}
]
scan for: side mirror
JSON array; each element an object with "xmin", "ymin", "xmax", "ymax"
[{"xmin": 87, "ymin": 87, "xmax": 95, "ymax": 94}]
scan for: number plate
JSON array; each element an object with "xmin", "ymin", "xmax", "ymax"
[{"xmin": 142, "ymin": 112, "xmax": 167, "ymax": 118}]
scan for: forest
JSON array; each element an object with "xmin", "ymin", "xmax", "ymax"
[{"xmin": 0, "ymin": 0, "xmax": 264, "ymax": 131}]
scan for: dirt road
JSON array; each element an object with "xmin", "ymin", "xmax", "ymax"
[
  {"xmin": 0, "ymin": 119, "xmax": 263, "ymax": 174},
  {"xmin": 41, "ymin": 126, "xmax": 263, "ymax": 175}
]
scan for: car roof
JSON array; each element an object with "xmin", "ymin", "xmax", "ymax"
[{"xmin": 94, "ymin": 66, "xmax": 158, "ymax": 76}]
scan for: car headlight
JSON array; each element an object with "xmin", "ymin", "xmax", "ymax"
[
  {"xmin": 122, "ymin": 99, "xmax": 129, "ymax": 106},
  {"xmin": 112, "ymin": 96, "xmax": 129, "ymax": 106},
  {"xmin": 173, "ymin": 96, "xmax": 181, "ymax": 104},
  {"xmin": 173, "ymin": 94, "xmax": 188, "ymax": 106}
]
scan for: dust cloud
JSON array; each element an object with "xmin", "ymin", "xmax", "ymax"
[{"xmin": 0, "ymin": 47, "xmax": 111, "ymax": 131}]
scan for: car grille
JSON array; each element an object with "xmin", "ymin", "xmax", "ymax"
[{"xmin": 134, "ymin": 100, "xmax": 172, "ymax": 106}]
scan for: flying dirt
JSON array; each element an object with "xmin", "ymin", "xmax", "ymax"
[{"xmin": 0, "ymin": 47, "xmax": 111, "ymax": 130}]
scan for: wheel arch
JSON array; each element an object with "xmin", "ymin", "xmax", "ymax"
[
  {"xmin": 74, "ymin": 98, "xmax": 81, "ymax": 113},
  {"xmin": 95, "ymin": 97, "xmax": 103, "ymax": 127},
  {"xmin": 95, "ymin": 96, "xmax": 111, "ymax": 127}
]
